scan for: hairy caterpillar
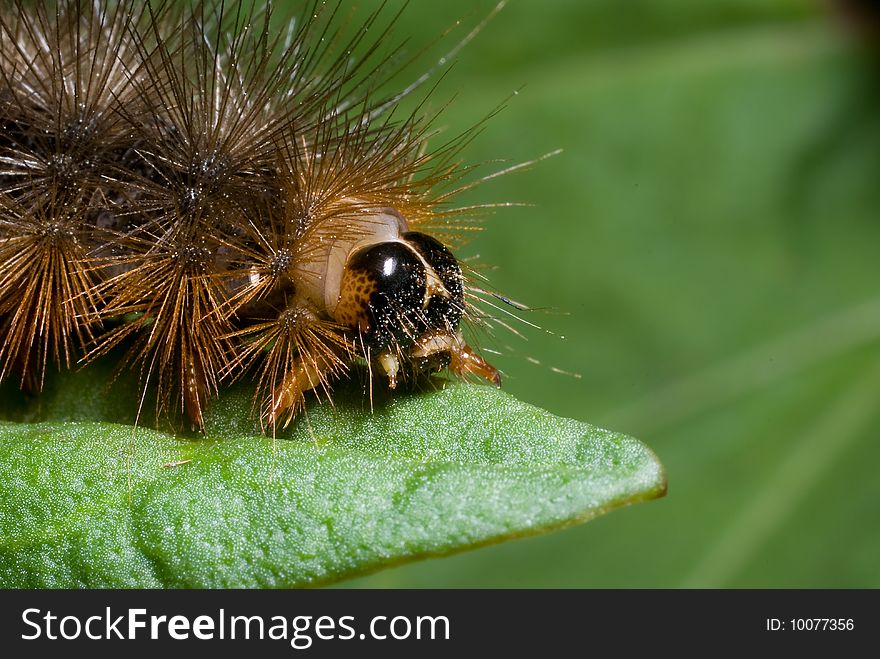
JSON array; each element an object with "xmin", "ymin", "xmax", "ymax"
[{"xmin": 0, "ymin": 0, "xmax": 523, "ymax": 433}]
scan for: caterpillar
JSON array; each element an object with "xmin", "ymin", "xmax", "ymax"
[{"xmin": 0, "ymin": 0, "xmax": 521, "ymax": 433}]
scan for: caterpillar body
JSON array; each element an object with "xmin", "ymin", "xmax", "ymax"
[{"xmin": 0, "ymin": 0, "xmax": 511, "ymax": 432}]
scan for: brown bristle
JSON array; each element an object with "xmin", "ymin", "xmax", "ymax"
[{"xmin": 0, "ymin": 193, "xmax": 101, "ymax": 389}]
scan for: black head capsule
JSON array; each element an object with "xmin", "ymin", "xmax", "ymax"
[
  {"xmin": 336, "ymin": 240, "xmax": 428, "ymax": 351},
  {"xmin": 334, "ymin": 232, "xmax": 465, "ymax": 352},
  {"xmin": 332, "ymin": 229, "xmax": 500, "ymax": 390}
]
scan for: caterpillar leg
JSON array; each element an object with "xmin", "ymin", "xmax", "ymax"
[
  {"xmin": 410, "ymin": 330, "xmax": 501, "ymax": 386},
  {"xmin": 449, "ymin": 342, "xmax": 502, "ymax": 386},
  {"xmin": 267, "ymin": 355, "xmax": 336, "ymax": 430},
  {"xmin": 377, "ymin": 351, "xmax": 400, "ymax": 389}
]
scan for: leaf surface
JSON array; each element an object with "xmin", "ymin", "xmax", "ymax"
[{"xmin": 0, "ymin": 367, "xmax": 665, "ymax": 588}]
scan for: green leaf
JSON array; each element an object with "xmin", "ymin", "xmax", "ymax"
[{"xmin": 0, "ymin": 358, "xmax": 665, "ymax": 588}]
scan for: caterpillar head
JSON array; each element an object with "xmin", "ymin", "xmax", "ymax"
[
  {"xmin": 337, "ymin": 232, "xmax": 462, "ymax": 350},
  {"xmin": 297, "ymin": 207, "xmax": 500, "ymax": 391}
]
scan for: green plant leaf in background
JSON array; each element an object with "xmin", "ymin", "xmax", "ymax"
[{"xmin": 0, "ymin": 356, "xmax": 665, "ymax": 588}]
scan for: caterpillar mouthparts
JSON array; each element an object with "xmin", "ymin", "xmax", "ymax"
[{"xmin": 0, "ymin": 0, "xmax": 511, "ymax": 432}]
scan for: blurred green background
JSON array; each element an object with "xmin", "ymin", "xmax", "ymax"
[{"xmin": 339, "ymin": 0, "xmax": 880, "ymax": 587}]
